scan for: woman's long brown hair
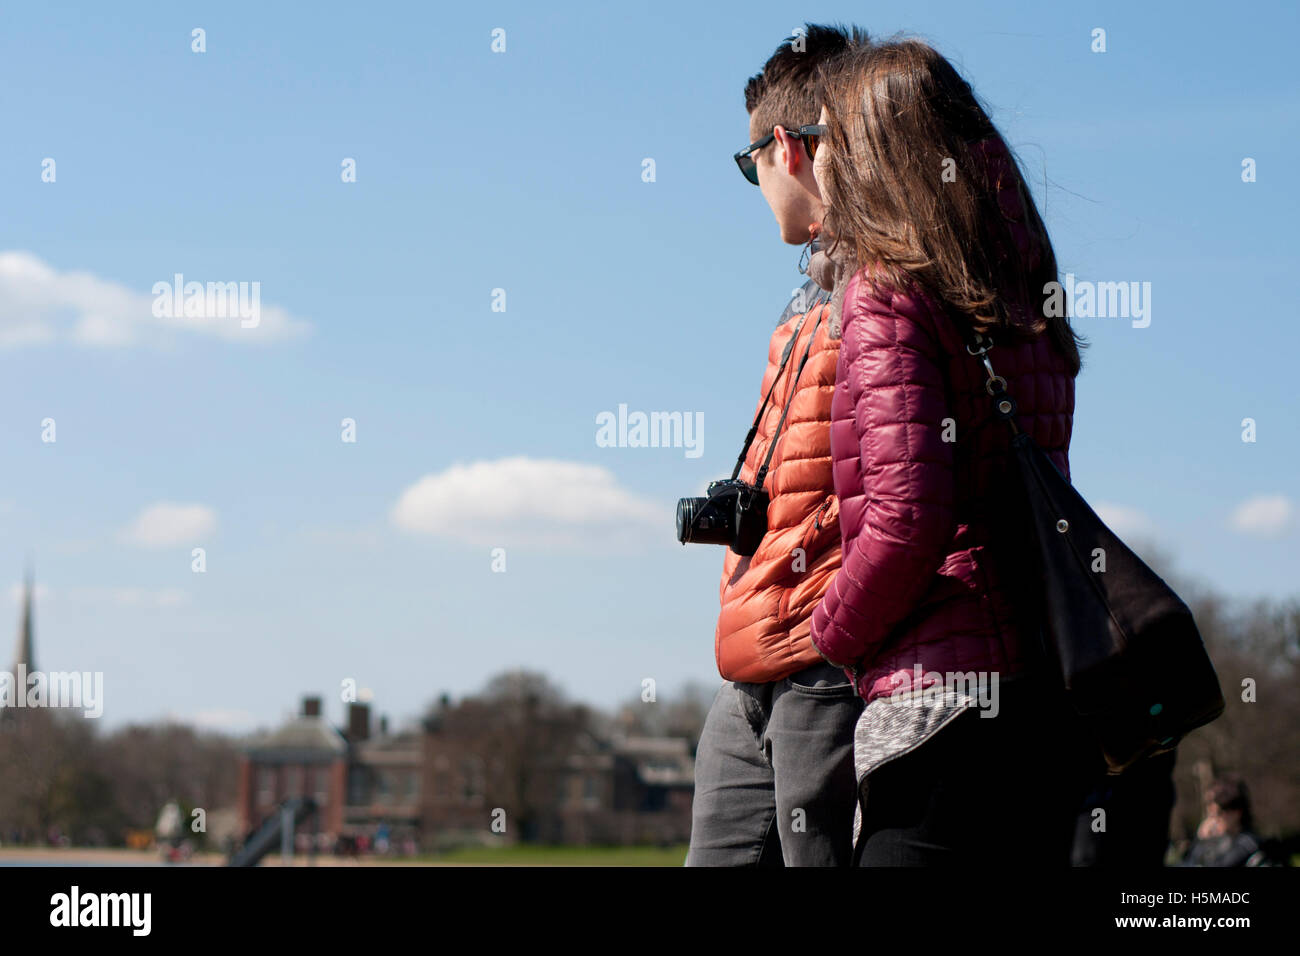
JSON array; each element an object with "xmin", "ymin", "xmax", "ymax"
[{"xmin": 819, "ymin": 39, "xmax": 1083, "ymax": 374}]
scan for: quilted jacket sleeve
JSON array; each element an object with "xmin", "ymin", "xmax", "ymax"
[{"xmin": 811, "ymin": 280, "xmax": 956, "ymax": 670}]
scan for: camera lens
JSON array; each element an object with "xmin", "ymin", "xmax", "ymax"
[
  {"xmin": 676, "ymin": 498, "xmax": 701, "ymax": 543},
  {"xmin": 677, "ymin": 493, "xmax": 736, "ymax": 547}
]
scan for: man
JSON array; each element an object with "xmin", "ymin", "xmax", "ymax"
[{"xmin": 685, "ymin": 24, "xmax": 870, "ymax": 867}]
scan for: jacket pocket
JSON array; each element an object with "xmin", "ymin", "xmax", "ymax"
[
  {"xmin": 801, "ymin": 493, "xmax": 839, "ymax": 561},
  {"xmin": 778, "ymin": 494, "xmax": 839, "ymax": 624},
  {"xmin": 812, "ymin": 494, "xmax": 837, "ymax": 535}
]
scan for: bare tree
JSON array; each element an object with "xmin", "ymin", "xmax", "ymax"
[
  {"xmin": 608, "ymin": 680, "xmax": 716, "ymax": 752},
  {"xmin": 470, "ymin": 670, "xmax": 590, "ymax": 840}
]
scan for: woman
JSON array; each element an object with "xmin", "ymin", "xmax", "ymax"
[
  {"xmin": 804, "ymin": 39, "xmax": 1096, "ymax": 866},
  {"xmin": 1181, "ymin": 776, "xmax": 1271, "ymax": 867}
]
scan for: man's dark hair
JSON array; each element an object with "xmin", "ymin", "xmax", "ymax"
[{"xmin": 744, "ymin": 23, "xmax": 871, "ymax": 135}]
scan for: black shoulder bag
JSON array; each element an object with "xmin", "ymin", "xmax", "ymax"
[{"xmin": 965, "ymin": 330, "xmax": 1225, "ymax": 774}]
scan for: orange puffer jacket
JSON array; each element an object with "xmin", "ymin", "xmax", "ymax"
[{"xmin": 715, "ymin": 291, "xmax": 842, "ymax": 683}]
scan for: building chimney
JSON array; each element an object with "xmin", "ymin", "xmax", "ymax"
[
  {"xmin": 347, "ymin": 702, "xmax": 371, "ymax": 741},
  {"xmin": 302, "ymin": 696, "xmax": 322, "ymax": 718}
]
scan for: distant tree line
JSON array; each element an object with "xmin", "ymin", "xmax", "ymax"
[
  {"xmin": 0, "ymin": 580, "xmax": 1295, "ymax": 849},
  {"xmin": 0, "ymin": 714, "xmax": 238, "ymax": 847}
]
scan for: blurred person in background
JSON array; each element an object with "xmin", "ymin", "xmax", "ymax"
[{"xmin": 1180, "ymin": 775, "xmax": 1274, "ymax": 866}]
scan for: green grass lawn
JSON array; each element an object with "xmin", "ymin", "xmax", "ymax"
[{"xmin": 407, "ymin": 844, "xmax": 689, "ymax": 866}]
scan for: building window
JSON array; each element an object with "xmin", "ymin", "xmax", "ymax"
[
  {"xmin": 257, "ymin": 766, "xmax": 275, "ymax": 806},
  {"xmin": 314, "ymin": 767, "xmax": 330, "ymax": 808},
  {"xmin": 434, "ymin": 757, "xmax": 450, "ymax": 800},
  {"xmin": 462, "ymin": 756, "xmax": 484, "ymax": 803},
  {"xmin": 403, "ymin": 770, "xmax": 419, "ymax": 805},
  {"xmin": 347, "ymin": 767, "xmax": 366, "ymax": 806},
  {"xmin": 286, "ymin": 766, "xmax": 303, "ymax": 798}
]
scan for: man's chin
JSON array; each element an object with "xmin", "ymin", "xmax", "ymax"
[{"xmin": 780, "ymin": 224, "xmax": 810, "ymax": 246}]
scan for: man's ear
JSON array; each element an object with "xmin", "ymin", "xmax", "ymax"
[{"xmin": 773, "ymin": 125, "xmax": 803, "ymax": 176}]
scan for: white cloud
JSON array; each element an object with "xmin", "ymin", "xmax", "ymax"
[
  {"xmin": 391, "ymin": 456, "xmax": 666, "ymax": 549},
  {"xmin": 122, "ymin": 502, "xmax": 217, "ymax": 548},
  {"xmin": 0, "ymin": 250, "xmax": 310, "ymax": 349},
  {"xmin": 1094, "ymin": 502, "xmax": 1158, "ymax": 540},
  {"xmin": 1229, "ymin": 494, "xmax": 1295, "ymax": 538}
]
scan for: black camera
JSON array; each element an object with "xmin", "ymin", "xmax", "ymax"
[{"xmin": 676, "ymin": 479, "xmax": 769, "ymax": 556}]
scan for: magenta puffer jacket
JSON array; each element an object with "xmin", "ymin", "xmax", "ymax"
[{"xmin": 810, "ymin": 272, "xmax": 1075, "ymax": 702}]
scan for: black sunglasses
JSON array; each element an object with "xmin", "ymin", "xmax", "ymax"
[{"xmin": 734, "ymin": 125, "xmax": 827, "ymax": 185}]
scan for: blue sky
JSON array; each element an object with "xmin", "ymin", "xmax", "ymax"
[{"xmin": 1, "ymin": 0, "xmax": 1297, "ymax": 733}]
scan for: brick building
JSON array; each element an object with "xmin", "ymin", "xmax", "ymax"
[
  {"xmin": 420, "ymin": 695, "xmax": 694, "ymax": 848},
  {"xmin": 236, "ymin": 693, "xmax": 695, "ymax": 853},
  {"xmin": 343, "ymin": 705, "xmax": 422, "ymax": 853},
  {"xmin": 236, "ymin": 696, "xmax": 347, "ymax": 842}
]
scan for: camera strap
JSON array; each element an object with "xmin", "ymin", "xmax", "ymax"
[
  {"xmin": 753, "ymin": 300, "xmax": 828, "ymax": 490},
  {"xmin": 730, "ymin": 312, "xmax": 809, "ymax": 480}
]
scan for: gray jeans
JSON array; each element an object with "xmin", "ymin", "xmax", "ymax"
[{"xmin": 685, "ymin": 660, "xmax": 863, "ymax": 866}]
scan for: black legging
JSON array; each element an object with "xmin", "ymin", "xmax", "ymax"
[
  {"xmin": 854, "ymin": 678, "xmax": 1099, "ymax": 867},
  {"xmin": 1070, "ymin": 749, "xmax": 1177, "ymax": 866}
]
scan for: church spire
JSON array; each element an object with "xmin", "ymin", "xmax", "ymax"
[{"xmin": 13, "ymin": 565, "xmax": 34, "ymax": 674}]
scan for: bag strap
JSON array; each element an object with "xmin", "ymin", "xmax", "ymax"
[
  {"xmin": 754, "ymin": 305, "xmax": 827, "ymax": 490},
  {"xmin": 961, "ymin": 328, "xmax": 1051, "ymax": 669},
  {"xmin": 962, "ymin": 329, "xmax": 1023, "ymax": 436}
]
